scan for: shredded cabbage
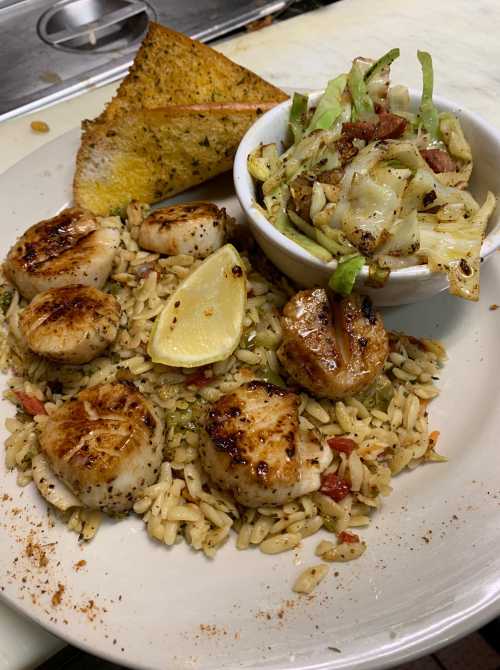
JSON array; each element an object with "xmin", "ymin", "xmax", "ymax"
[
  {"xmin": 364, "ymin": 48, "xmax": 400, "ymax": 83},
  {"xmin": 418, "ymin": 191, "xmax": 496, "ymax": 300},
  {"xmin": 439, "ymin": 113, "xmax": 472, "ymax": 162},
  {"xmin": 247, "ymin": 143, "xmax": 281, "ymax": 182},
  {"xmin": 307, "ymin": 75, "xmax": 347, "ymax": 133},
  {"xmin": 437, "ymin": 202, "xmax": 466, "ymax": 221},
  {"xmin": 276, "ymin": 210, "xmax": 333, "ymax": 262},
  {"xmin": 436, "ymin": 163, "xmax": 473, "ymax": 189},
  {"xmin": 376, "ymin": 254, "xmax": 421, "ymax": 270},
  {"xmin": 290, "ymin": 207, "xmax": 355, "ymax": 258},
  {"xmin": 313, "ymin": 203, "xmax": 337, "ymax": 229},
  {"xmin": 288, "ymin": 208, "xmax": 317, "ymax": 238},
  {"xmin": 310, "ymin": 182, "xmax": 327, "ymax": 218},
  {"xmin": 341, "ymin": 172, "xmax": 399, "ymax": 253},
  {"xmin": 376, "ymin": 210, "xmax": 420, "ymax": 257},
  {"xmin": 400, "ymin": 168, "xmax": 474, "ymax": 217},
  {"xmin": 329, "ymin": 96, "xmax": 353, "ymax": 139},
  {"xmin": 330, "ymin": 141, "xmax": 388, "ymax": 230},
  {"xmin": 348, "ymin": 61, "xmax": 374, "ymax": 121},
  {"xmin": 316, "ymin": 228, "xmax": 357, "ymax": 257},
  {"xmin": 417, "ymin": 50, "xmax": 440, "ymax": 141},
  {"xmin": 388, "ymin": 85, "xmax": 410, "ymax": 114},
  {"xmin": 263, "ymin": 184, "xmax": 289, "ymax": 223},
  {"xmin": 385, "ymin": 140, "xmax": 428, "ymax": 172},
  {"xmin": 372, "ymin": 164, "xmax": 412, "ymax": 199},
  {"xmin": 283, "ymin": 129, "xmax": 339, "ymax": 180},
  {"xmin": 329, "ymin": 254, "xmax": 365, "ymax": 295},
  {"xmin": 364, "ymin": 48, "xmax": 400, "ymax": 106},
  {"xmin": 247, "ymin": 49, "xmax": 495, "ymax": 301},
  {"xmin": 366, "ymin": 263, "xmax": 390, "ymax": 288},
  {"xmin": 289, "ymin": 92, "xmax": 309, "ymax": 144}
]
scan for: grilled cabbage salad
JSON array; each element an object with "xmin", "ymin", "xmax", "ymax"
[{"xmin": 248, "ymin": 49, "xmax": 496, "ymax": 301}]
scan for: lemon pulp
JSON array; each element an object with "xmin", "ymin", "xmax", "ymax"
[{"xmin": 147, "ymin": 244, "xmax": 247, "ymax": 367}]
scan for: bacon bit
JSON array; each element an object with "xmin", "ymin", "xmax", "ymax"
[
  {"xmin": 420, "ymin": 149, "xmax": 456, "ymax": 173},
  {"xmin": 374, "ymin": 112, "xmax": 407, "ymax": 140},
  {"xmin": 342, "ymin": 113, "xmax": 407, "ymax": 143},
  {"xmin": 342, "ymin": 121, "xmax": 376, "ymax": 142},
  {"xmin": 14, "ymin": 391, "xmax": 47, "ymax": 416},
  {"xmin": 338, "ymin": 530, "xmax": 359, "ymax": 544},
  {"xmin": 327, "ymin": 437, "xmax": 357, "ymax": 455},
  {"xmin": 184, "ymin": 369, "xmax": 212, "ymax": 388},
  {"xmin": 320, "ymin": 473, "xmax": 350, "ymax": 502},
  {"xmin": 428, "ymin": 430, "xmax": 440, "ymax": 448}
]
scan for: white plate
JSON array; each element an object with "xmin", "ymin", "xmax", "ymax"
[{"xmin": 0, "ymin": 130, "xmax": 499, "ymax": 670}]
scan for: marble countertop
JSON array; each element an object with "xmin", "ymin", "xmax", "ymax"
[{"xmin": 1, "ymin": 0, "xmax": 500, "ymax": 666}]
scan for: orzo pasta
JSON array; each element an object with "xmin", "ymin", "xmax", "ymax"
[{"xmin": 0, "ymin": 205, "xmax": 446, "ymax": 592}]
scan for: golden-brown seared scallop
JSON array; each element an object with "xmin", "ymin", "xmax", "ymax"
[
  {"xmin": 199, "ymin": 380, "xmax": 332, "ymax": 507},
  {"xmin": 4, "ymin": 208, "xmax": 119, "ymax": 300},
  {"xmin": 277, "ymin": 289, "xmax": 389, "ymax": 400},
  {"xmin": 20, "ymin": 285, "xmax": 121, "ymax": 365},
  {"xmin": 39, "ymin": 383, "xmax": 164, "ymax": 514},
  {"xmin": 138, "ymin": 202, "xmax": 232, "ymax": 259}
]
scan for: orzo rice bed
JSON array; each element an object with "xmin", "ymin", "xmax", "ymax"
[{"xmin": 0, "ymin": 207, "xmax": 446, "ymax": 586}]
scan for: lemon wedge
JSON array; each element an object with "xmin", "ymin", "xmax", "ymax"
[{"xmin": 148, "ymin": 244, "xmax": 247, "ymax": 368}]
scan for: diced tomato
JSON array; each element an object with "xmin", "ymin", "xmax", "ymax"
[
  {"xmin": 184, "ymin": 369, "xmax": 212, "ymax": 388},
  {"xmin": 14, "ymin": 391, "xmax": 47, "ymax": 416},
  {"xmin": 338, "ymin": 530, "xmax": 359, "ymax": 544},
  {"xmin": 429, "ymin": 430, "xmax": 440, "ymax": 448},
  {"xmin": 319, "ymin": 473, "xmax": 350, "ymax": 502},
  {"xmin": 327, "ymin": 437, "xmax": 357, "ymax": 455}
]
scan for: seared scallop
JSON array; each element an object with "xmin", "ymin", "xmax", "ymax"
[
  {"xmin": 277, "ymin": 289, "xmax": 389, "ymax": 400},
  {"xmin": 138, "ymin": 202, "xmax": 233, "ymax": 259},
  {"xmin": 4, "ymin": 208, "xmax": 119, "ymax": 300},
  {"xmin": 199, "ymin": 380, "xmax": 332, "ymax": 507},
  {"xmin": 20, "ymin": 285, "xmax": 121, "ymax": 365},
  {"xmin": 38, "ymin": 382, "xmax": 164, "ymax": 514}
]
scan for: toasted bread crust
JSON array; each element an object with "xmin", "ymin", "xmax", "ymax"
[
  {"xmin": 74, "ymin": 105, "xmax": 277, "ymax": 215},
  {"xmin": 73, "ymin": 23, "xmax": 287, "ymax": 215},
  {"xmin": 103, "ymin": 22, "xmax": 287, "ymax": 120}
]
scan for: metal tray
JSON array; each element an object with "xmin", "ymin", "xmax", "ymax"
[{"xmin": 0, "ymin": 0, "xmax": 288, "ymax": 120}]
